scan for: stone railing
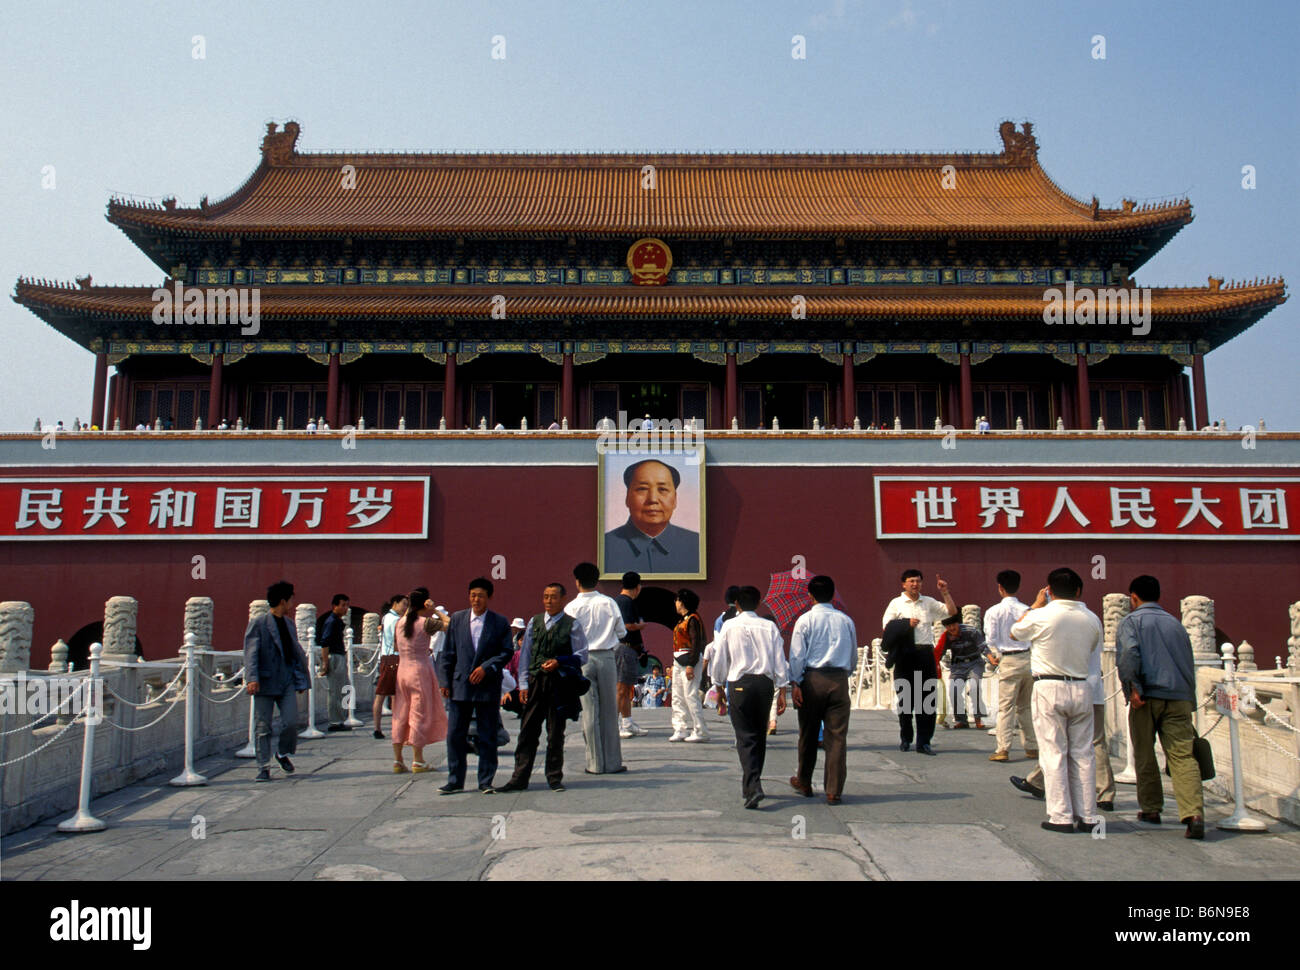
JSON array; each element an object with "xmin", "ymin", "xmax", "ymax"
[{"xmin": 0, "ymin": 596, "xmax": 376, "ymax": 836}]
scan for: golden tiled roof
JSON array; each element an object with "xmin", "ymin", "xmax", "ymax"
[
  {"xmin": 105, "ymin": 121, "xmax": 1193, "ymax": 238},
  {"xmin": 15, "ymin": 279, "xmax": 1285, "ymax": 322}
]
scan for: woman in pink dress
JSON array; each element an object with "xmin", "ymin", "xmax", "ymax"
[{"xmin": 390, "ymin": 587, "xmax": 450, "ymax": 773}]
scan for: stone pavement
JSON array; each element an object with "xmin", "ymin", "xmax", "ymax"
[{"xmin": 4, "ymin": 706, "xmax": 1299, "ymax": 881}]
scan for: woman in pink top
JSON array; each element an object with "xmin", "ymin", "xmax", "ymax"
[{"xmin": 391, "ymin": 587, "xmax": 450, "ymax": 773}]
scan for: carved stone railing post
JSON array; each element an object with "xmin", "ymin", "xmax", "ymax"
[
  {"xmin": 49, "ymin": 639, "xmax": 69, "ymax": 673},
  {"xmin": 361, "ymin": 612, "xmax": 380, "ymax": 650},
  {"xmin": 103, "ymin": 596, "xmax": 138, "ymax": 658},
  {"xmin": 0, "ymin": 601, "xmax": 34, "ymax": 672},
  {"xmin": 1180, "ymin": 595, "xmax": 1219, "ymax": 666},
  {"xmin": 248, "ymin": 599, "xmax": 269, "ymax": 623},
  {"xmin": 1102, "ymin": 592, "xmax": 1137, "ymax": 782},
  {"xmin": 296, "ymin": 603, "xmax": 323, "ymax": 739},
  {"xmin": 1237, "ymin": 640, "xmax": 1256, "ymax": 672},
  {"xmin": 184, "ymin": 597, "xmax": 214, "ymax": 652},
  {"xmin": 1289, "ymin": 602, "xmax": 1300, "ymax": 675}
]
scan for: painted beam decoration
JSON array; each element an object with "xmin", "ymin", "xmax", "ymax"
[
  {"xmin": 0, "ymin": 476, "xmax": 429, "ymax": 540},
  {"xmin": 875, "ymin": 476, "xmax": 1299, "ymax": 540}
]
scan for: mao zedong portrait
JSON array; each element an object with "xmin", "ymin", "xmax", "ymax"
[{"xmin": 603, "ymin": 458, "xmax": 700, "ymax": 575}]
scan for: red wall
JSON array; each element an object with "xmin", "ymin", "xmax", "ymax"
[{"xmin": 2, "ymin": 462, "xmax": 1296, "ymax": 669}]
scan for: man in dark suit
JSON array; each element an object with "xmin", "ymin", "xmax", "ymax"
[
  {"xmin": 243, "ymin": 580, "xmax": 311, "ymax": 782},
  {"xmin": 602, "ymin": 458, "xmax": 700, "ymax": 575},
  {"xmin": 436, "ymin": 577, "xmax": 514, "ymax": 794}
]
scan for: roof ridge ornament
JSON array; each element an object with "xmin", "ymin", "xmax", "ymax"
[
  {"xmin": 261, "ymin": 121, "xmax": 301, "ymax": 166},
  {"xmin": 997, "ymin": 120, "xmax": 1038, "ymax": 164}
]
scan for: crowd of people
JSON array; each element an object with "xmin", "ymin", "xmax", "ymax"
[{"xmin": 241, "ymin": 563, "xmax": 1205, "ymax": 836}]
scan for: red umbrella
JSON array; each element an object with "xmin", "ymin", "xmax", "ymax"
[{"xmin": 762, "ymin": 569, "xmax": 849, "ymax": 631}]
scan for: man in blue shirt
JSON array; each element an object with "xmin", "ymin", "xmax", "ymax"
[
  {"xmin": 319, "ymin": 593, "xmax": 351, "ymax": 731},
  {"xmin": 1117, "ymin": 574, "xmax": 1204, "ymax": 840},
  {"xmin": 787, "ymin": 575, "xmax": 858, "ymax": 805}
]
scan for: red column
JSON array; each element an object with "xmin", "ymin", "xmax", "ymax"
[
  {"xmin": 1075, "ymin": 352, "xmax": 1092, "ymax": 429},
  {"xmin": 444, "ymin": 345, "xmax": 459, "ymax": 428},
  {"xmin": 561, "ymin": 352, "xmax": 574, "ymax": 426},
  {"xmin": 207, "ymin": 353, "xmax": 224, "ymax": 429},
  {"xmin": 1191, "ymin": 353, "xmax": 1209, "ymax": 429},
  {"xmin": 958, "ymin": 353, "xmax": 974, "ymax": 430},
  {"xmin": 339, "ymin": 381, "xmax": 352, "ymax": 427},
  {"xmin": 90, "ymin": 351, "xmax": 108, "ymax": 430},
  {"xmin": 325, "ymin": 353, "xmax": 340, "ymax": 427},
  {"xmin": 841, "ymin": 352, "xmax": 855, "ymax": 428},
  {"xmin": 106, "ymin": 374, "xmax": 119, "ymax": 430},
  {"xmin": 724, "ymin": 352, "xmax": 738, "ymax": 427}
]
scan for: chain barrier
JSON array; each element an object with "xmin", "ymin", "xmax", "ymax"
[
  {"xmin": 0, "ymin": 711, "xmax": 86, "ymax": 767},
  {"xmin": 1239, "ymin": 714, "xmax": 1300, "ymax": 766},
  {"xmin": 355, "ymin": 645, "xmax": 384, "ymax": 677},
  {"xmin": 100, "ymin": 667, "xmax": 185, "ymax": 708},
  {"xmin": 1259, "ymin": 705, "xmax": 1298, "ymax": 733},
  {"xmin": 99, "ymin": 692, "xmax": 184, "ymax": 732},
  {"xmin": 0, "ymin": 682, "xmax": 88, "ymax": 735},
  {"xmin": 198, "ymin": 674, "xmax": 248, "ymax": 704},
  {"xmin": 194, "ymin": 663, "xmax": 245, "ymax": 684}
]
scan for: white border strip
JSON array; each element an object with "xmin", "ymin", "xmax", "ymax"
[{"xmin": 0, "ymin": 475, "xmax": 430, "ymax": 541}]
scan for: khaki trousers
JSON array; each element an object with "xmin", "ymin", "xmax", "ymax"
[
  {"xmin": 1031, "ymin": 680, "xmax": 1097, "ymax": 826},
  {"xmin": 1129, "ymin": 698, "xmax": 1204, "ymax": 820},
  {"xmin": 995, "ymin": 651, "xmax": 1037, "ymax": 753},
  {"xmin": 1028, "ymin": 703, "xmax": 1114, "ymax": 802}
]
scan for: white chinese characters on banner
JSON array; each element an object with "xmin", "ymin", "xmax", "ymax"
[
  {"xmin": 15, "ymin": 489, "xmax": 63, "ymax": 530},
  {"xmin": 911, "ymin": 487, "xmax": 957, "ymax": 528},
  {"xmin": 281, "ymin": 488, "xmax": 328, "ymax": 529},
  {"xmin": 876, "ymin": 477, "xmax": 1297, "ymax": 540},
  {"xmin": 347, "ymin": 487, "xmax": 394, "ymax": 529},
  {"xmin": 1241, "ymin": 488, "xmax": 1288, "ymax": 530}
]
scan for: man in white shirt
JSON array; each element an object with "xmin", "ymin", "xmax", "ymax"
[
  {"xmin": 1009, "ymin": 568, "xmax": 1103, "ymax": 834},
  {"xmin": 564, "ymin": 561, "xmax": 628, "ymax": 774},
  {"xmin": 371, "ymin": 592, "xmax": 407, "ymax": 739},
  {"xmin": 1016, "ymin": 621, "xmax": 1115, "ymax": 810},
  {"xmin": 984, "ymin": 570, "xmax": 1036, "ymax": 762},
  {"xmin": 788, "ymin": 575, "xmax": 857, "ymax": 804},
  {"xmin": 713, "ymin": 586, "xmax": 791, "ymax": 809},
  {"xmin": 882, "ymin": 569, "xmax": 957, "ymax": 646}
]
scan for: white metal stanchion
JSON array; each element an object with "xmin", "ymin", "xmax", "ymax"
[
  {"xmin": 343, "ymin": 626, "xmax": 363, "ymax": 728},
  {"xmin": 1215, "ymin": 655, "xmax": 1268, "ymax": 832},
  {"xmin": 58, "ymin": 643, "xmax": 107, "ymax": 833},
  {"xmin": 236, "ymin": 694, "xmax": 256, "ymax": 757},
  {"xmin": 869, "ymin": 639, "xmax": 891, "ymax": 710},
  {"xmin": 170, "ymin": 632, "xmax": 208, "ymax": 786},
  {"xmin": 301, "ymin": 632, "xmax": 324, "ymax": 740}
]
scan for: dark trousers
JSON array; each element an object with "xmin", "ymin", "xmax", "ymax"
[
  {"xmin": 727, "ymin": 674, "xmax": 775, "ymax": 800},
  {"xmin": 508, "ymin": 671, "xmax": 566, "ymax": 786},
  {"xmin": 446, "ymin": 698, "xmax": 502, "ymax": 789},
  {"xmin": 796, "ymin": 669, "xmax": 850, "ymax": 798},
  {"xmin": 895, "ymin": 664, "xmax": 938, "ymax": 747}
]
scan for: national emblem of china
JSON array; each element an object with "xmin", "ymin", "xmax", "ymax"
[{"xmin": 627, "ymin": 238, "xmax": 672, "ymax": 285}]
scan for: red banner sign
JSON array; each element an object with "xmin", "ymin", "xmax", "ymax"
[
  {"xmin": 0, "ymin": 477, "xmax": 429, "ymax": 540},
  {"xmin": 875, "ymin": 476, "xmax": 1300, "ymax": 540}
]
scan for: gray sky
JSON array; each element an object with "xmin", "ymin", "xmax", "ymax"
[{"xmin": 2, "ymin": 0, "xmax": 1295, "ymax": 429}]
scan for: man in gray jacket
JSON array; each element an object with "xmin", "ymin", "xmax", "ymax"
[
  {"xmin": 244, "ymin": 580, "xmax": 311, "ymax": 782},
  {"xmin": 1117, "ymin": 574, "xmax": 1204, "ymax": 839}
]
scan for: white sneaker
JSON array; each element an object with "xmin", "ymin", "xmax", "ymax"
[
  {"xmin": 627, "ymin": 720, "xmax": 648, "ymax": 737},
  {"xmin": 619, "ymin": 728, "xmax": 635, "ymax": 739},
  {"xmin": 668, "ymin": 732, "xmax": 688, "ymax": 742},
  {"xmin": 684, "ymin": 732, "xmax": 709, "ymax": 743}
]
